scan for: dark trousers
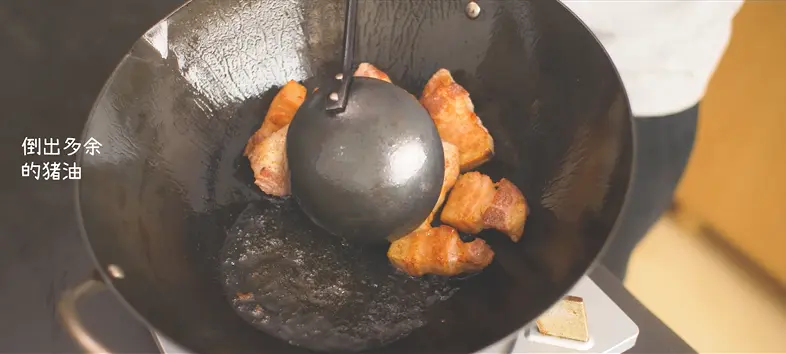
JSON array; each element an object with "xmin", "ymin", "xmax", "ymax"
[{"xmin": 600, "ymin": 104, "xmax": 700, "ymax": 280}]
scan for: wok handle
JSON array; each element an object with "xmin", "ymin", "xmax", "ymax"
[{"xmin": 57, "ymin": 277, "xmax": 113, "ymax": 354}]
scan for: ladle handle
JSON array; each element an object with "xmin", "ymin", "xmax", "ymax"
[{"xmin": 325, "ymin": 0, "xmax": 358, "ymax": 112}]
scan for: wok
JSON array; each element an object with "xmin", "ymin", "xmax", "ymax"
[{"xmin": 59, "ymin": 0, "xmax": 634, "ymax": 353}]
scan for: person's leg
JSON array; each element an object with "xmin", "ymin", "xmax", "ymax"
[{"xmin": 600, "ymin": 104, "xmax": 700, "ymax": 280}]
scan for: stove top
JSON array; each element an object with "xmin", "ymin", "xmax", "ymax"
[
  {"xmin": 152, "ymin": 275, "xmax": 638, "ymax": 354},
  {"xmin": 483, "ymin": 276, "xmax": 639, "ymax": 353}
]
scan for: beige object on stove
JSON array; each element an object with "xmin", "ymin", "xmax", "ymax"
[{"xmin": 535, "ymin": 295, "xmax": 590, "ymax": 342}]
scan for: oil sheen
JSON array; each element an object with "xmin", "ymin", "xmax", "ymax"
[{"xmin": 220, "ymin": 200, "xmax": 462, "ymax": 352}]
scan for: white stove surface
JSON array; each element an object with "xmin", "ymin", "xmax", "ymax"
[
  {"xmin": 152, "ymin": 276, "xmax": 638, "ymax": 354},
  {"xmin": 482, "ymin": 276, "xmax": 638, "ymax": 353}
]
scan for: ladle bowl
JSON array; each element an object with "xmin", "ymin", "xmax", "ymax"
[
  {"xmin": 285, "ymin": 0, "xmax": 444, "ymax": 242},
  {"xmin": 287, "ymin": 77, "xmax": 445, "ymax": 243}
]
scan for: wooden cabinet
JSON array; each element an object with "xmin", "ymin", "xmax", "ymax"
[{"xmin": 675, "ymin": 1, "xmax": 786, "ymax": 288}]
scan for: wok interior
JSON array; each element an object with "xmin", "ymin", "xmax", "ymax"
[{"xmin": 77, "ymin": 0, "xmax": 633, "ymax": 353}]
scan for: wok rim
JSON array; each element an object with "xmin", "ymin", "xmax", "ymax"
[
  {"xmin": 72, "ymin": 0, "xmax": 638, "ymax": 352},
  {"xmin": 551, "ymin": 0, "xmax": 637, "ymax": 286},
  {"xmin": 71, "ymin": 0, "xmax": 201, "ymax": 349}
]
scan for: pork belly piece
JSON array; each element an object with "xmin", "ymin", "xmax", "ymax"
[
  {"xmin": 420, "ymin": 69, "xmax": 494, "ymax": 171},
  {"xmin": 441, "ymin": 172, "xmax": 528, "ymax": 242},
  {"xmin": 244, "ymin": 80, "xmax": 306, "ymax": 156},
  {"xmin": 439, "ymin": 172, "xmax": 496, "ymax": 234},
  {"xmin": 413, "ymin": 140, "xmax": 461, "ymax": 233},
  {"xmin": 246, "ymin": 125, "xmax": 290, "ymax": 197},
  {"xmin": 482, "ymin": 178, "xmax": 528, "ymax": 242},
  {"xmin": 353, "ymin": 63, "xmax": 393, "ymax": 83},
  {"xmin": 387, "ymin": 225, "xmax": 494, "ymax": 277}
]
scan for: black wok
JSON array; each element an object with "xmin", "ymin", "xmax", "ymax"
[{"xmin": 59, "ymin": 0, "xmax": 634, "ymax": 353}]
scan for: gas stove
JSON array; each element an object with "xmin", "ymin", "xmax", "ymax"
[{"xmin": 152, "ymin": 275, "xmax": 638, "ymax": 353}]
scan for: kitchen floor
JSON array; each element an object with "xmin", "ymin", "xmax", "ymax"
[{"xmin": 625, "ymin": 216, "xmax": 786, "ymax": 353}]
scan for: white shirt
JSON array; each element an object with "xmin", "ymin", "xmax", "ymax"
[{"xmin": 562, "ymin": 1, "xmax": 743, "ymax": 117}]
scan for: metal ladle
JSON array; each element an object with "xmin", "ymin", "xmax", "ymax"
[{"xmin": 286, "ymin": 0, "xmax": 444, "ymax": 244}]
